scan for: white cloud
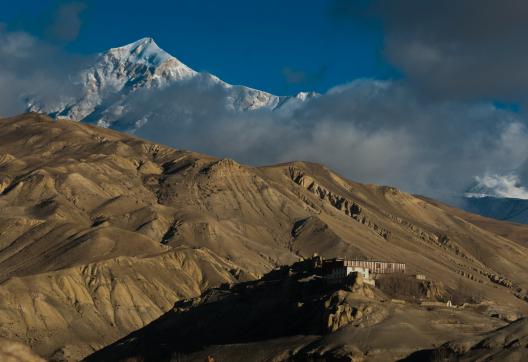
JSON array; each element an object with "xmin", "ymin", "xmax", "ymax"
[
  {"xmin": 0, "ymin": 29, "xmax": 87, "ymax": 117},
  {"xmin": 131, "ymin": 79, "xmax": 528, "ymax": 202},
  {"xmin": 2, "ymin": 30, "xmax": 528, "ymax": 205},
  {"xmin": 467, "ymin": 174, "xmax": 528, "ymax": 200},
  {"xmin": 0, "ymin": 31, "xmax": 35, "ymax": 58}
]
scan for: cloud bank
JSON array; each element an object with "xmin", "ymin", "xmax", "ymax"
[
  {"xmin": 466, "ymin": 174, "xmax": 528, "ymax": 200},
  {"xmin": 333, "ymin": 0, "xmax": 528, "ymax": 103},
  {"xmin": 2, "ymin": 27, "xmax": 528, "ymax": 204},
  {"xmin": 125, "ymin": 77, "xmax": 528, "ymax": 202},
  {"xmin": 0, "ymin": 30, "xmax": 88, "ymax": 117}
]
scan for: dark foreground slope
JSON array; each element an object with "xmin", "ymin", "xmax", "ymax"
[
  {"xmin": 0, "ymin": 114, "xmax": 528, "ymax": 360},
  {"xmin": 404, "ymin": 317, "xmax": 528, "ymax": 362},
  {"xmin": 87, "ymin": 260, "xmax": 516, "ymax": 362}
]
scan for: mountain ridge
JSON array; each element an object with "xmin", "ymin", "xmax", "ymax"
[
  {"xmin": 1, "ymin": 113, "xmax": 528, "ymax": 360},
  {"xmin": 27, "ymin": 38, "xmax": 318, "ymax": 132}
]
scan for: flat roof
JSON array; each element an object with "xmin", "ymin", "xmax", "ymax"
[{"xmin": 323, "ymin": 258, "xmax": 405, "ymax": 264}]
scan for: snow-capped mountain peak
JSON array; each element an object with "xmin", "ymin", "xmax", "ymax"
[
  {"xmin": 27, "ymin": 37, "xmax": 317, "ymax": 131},
  {"xmin": 103, "ymin": 37, "xmax": 197, "ymax": 81},
  {"xmin": 108, "ymin": 37, "xmax": 172, "ymax": 65},
  {"xmin": 464, "ymin": 174, "xmax": 528, "ymax": 199}
]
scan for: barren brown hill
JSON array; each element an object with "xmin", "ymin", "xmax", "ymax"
[
  {"xmin": 418, "ymin": 195, "xmax": 528, "ymax": 247},
  {"xmin": 1, "ymin": 113, "xmax": 528, "ymax": 360},
  {"xmin": 404, "ymin": 317, "xmax": 528, "ymax": 361},
  {"xmin": 86, "ymin": 259, "xmax": 514, "ymax": 362}
]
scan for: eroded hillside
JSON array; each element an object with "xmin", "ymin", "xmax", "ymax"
[
  {"xmin": 1, "ymin": 114, "xmax": 528, "ymax": 360},
  {"xmin": 87, "ymin": 259, "xmax": 511, "ymax": 362}
]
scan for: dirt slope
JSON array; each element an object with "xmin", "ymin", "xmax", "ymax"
[
  {"xmin": 1, "ymin": 113, "xmax": 528, "ymax": 359},
  {"xmin": 418, "ymin": 195, "xmax": 528, "ymax": 246},
  {"xmin": 86, "ymin": 259, "xmax": 509, "ymax": 362},
  {"xmin": 404, "ymin": 317, "xmax": 528, "ymax": 361},
  {"xmin": 0, "ymin": 247, "xmax": 237, "ymax": 360}
]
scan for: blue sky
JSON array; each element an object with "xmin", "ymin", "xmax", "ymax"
[{"xmin": 1, "ymin": 0, "xmax": 395, "ymax": 95}]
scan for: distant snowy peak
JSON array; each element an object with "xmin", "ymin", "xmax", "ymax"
[
  {"xmin": 101, "ymin": 37, "xmax": 197, "ymax": 83},
  {"xmin": 464, "ymin": 174, "xmax": 528, "ymax": 200},
  {"xmin": 27, "ymin": 37, "xmax": 318, "ymax": 131},
  {"xmin": 109, "ymin": 37, "xmax": 175, "ymax": 66}
]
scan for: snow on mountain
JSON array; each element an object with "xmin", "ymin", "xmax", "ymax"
[
  {"xmin": 465, "ymin": 174, "xmax": 528, "ymax": 200},
  {"xmin": 27, "ymin": 37, "xmax": 317, "ymax": 131},
  {"xmin": 461, "ymin": 174, "xmax": 528, "ymax": 224}
]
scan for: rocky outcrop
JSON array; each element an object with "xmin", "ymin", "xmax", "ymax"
[
  {"xmin": 383, "ymin": 211, "xmax": 439, "ymax": 244},
  {"xmin": 515, "ymin": 288, "xmax": 528, "ymax": 303},
  {"xmin": 323, "ymin": 289, "xmax": 382, "ymax": 333},
  {"xmin": 289, "ymin": 167, "xmax": 390, "ymax": 240},
  {"xmin": 200, "ymin": 158, "xmax": 245, "ymax": 176},
  {"xmin": 0, "ymin": 176, "xmax": 11, "ymax": 195},
  {"xmin": 483, "ymin": 271, "xmax": 514, "ymax": 289}
]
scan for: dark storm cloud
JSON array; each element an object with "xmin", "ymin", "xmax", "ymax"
[{"xmin": 333, "ymin": 0, "xmax": 528, "ymax": 102}]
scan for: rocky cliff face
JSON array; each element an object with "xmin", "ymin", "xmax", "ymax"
[{"xmin": 289, "ymin": 167, "xmax": 391, "ymax": 240}]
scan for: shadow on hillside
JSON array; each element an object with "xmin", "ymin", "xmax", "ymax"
[{"xmin": 87, "ymin": 264, "xmax": 342, "ymax": 361}]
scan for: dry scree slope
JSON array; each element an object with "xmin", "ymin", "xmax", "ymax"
[{"xmin": 1, "ymin": 113, "xmax": 528, "ymax": 360}]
